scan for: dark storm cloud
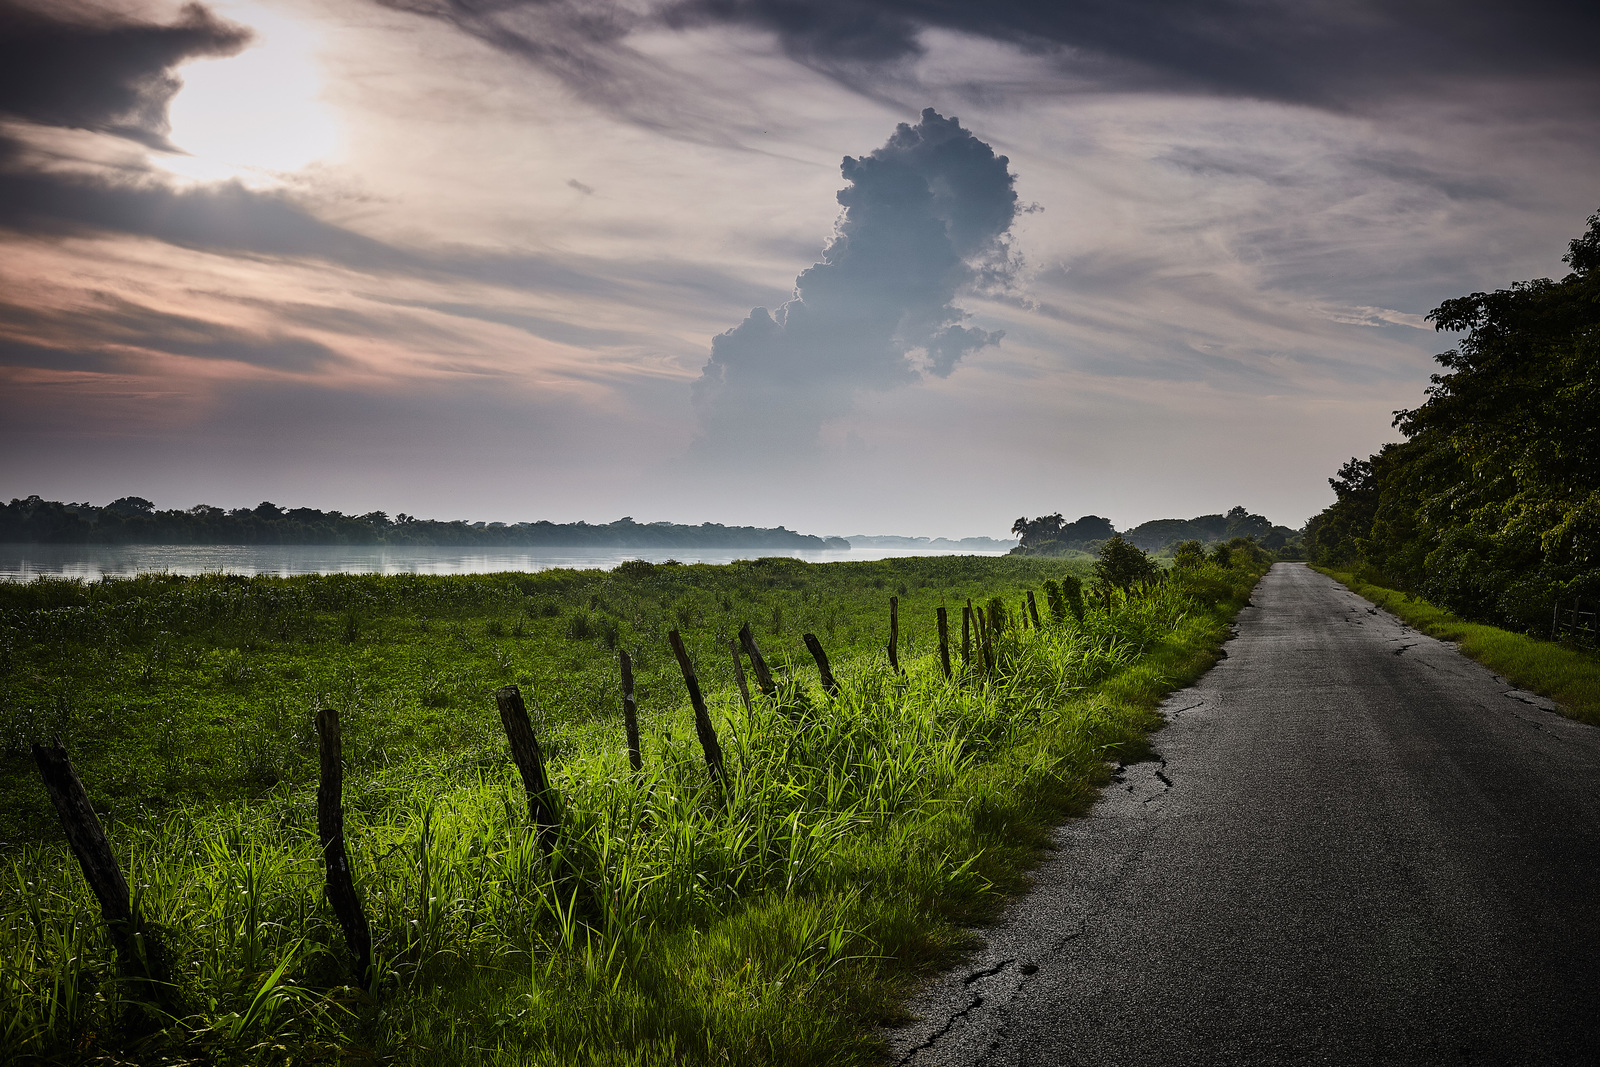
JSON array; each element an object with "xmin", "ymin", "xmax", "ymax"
[
  {"xmin": 692, "ymin": 108, "xmax": 1014, "ymax": 454},
  {"xmin": 0, "ymin": 295, "xmax": 344, "ymax": 372},
  {"xmin": 385, "ymin": 0, "xmax": 1600, "ymax": 113},
  {"xmin": 0, "ymin": 1, "xmax": 250, "ymax": 148}
]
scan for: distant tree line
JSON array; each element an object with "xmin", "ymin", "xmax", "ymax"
[
  {"xmin": 0, "ymin": 496, "xmax": 850, "ymax": 550},
  {"xmin": 1011, "ymin": 507, "xmax": 1301, "ymax": 557},
  {"xmin": 1305, "ymin": 211, "xmax": 1600, "ymax": 633}
]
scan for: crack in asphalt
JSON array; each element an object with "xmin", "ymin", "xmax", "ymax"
[
  {"xmin": 896, "ymin": 959, "xmax": 1016, "ymax": 1065},
  {"xmin": 900, "ymin": 921, "xmax": 1091, "ymax": 1065}
]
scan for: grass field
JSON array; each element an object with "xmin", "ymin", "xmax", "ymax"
[
  {"xmin": 1314, "ymin": 566, "xmax": 1600, "ymax": 726},
  {"xmin": 1, "ymin": 554, "xmax": 1263, "ymax": 1064}
]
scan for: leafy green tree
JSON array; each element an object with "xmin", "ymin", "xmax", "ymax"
[
  {"xmin": 1306, "ymin": 209, "xmax": 1600, "ymax": 629},
  {"xmin": 1011, "ymin": 513, "xmax": 1064, "ymax": 547},
  {"xmin": 1094, "ymin": 535, "xmax": 1158, "ymax": 591}
]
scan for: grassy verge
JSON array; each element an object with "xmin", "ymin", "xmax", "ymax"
[
  {"xmin": 1313, "ymin": 566, "xmax": 1600, "ymax": 725},
  {"xmin": 1, "ymin": 558, "xmax": 1262, "ymax": 1064}
]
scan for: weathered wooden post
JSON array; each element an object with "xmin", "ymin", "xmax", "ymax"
[
  {"xmin": 668, "ymin": 630, "xmax": 725, "ymax": 783},
  {"xmin": 962, "ymin": 601, "xmax": 974, "ymax": 668},
  {"xmin": 972, "ymin": 601, "xmax": 985, "ymax": 675},
  {"xmin": 619, "ymin": 652, "xmax": 642, "ymax": 772},
  {"xmin": 728, "ymin": 638, "xmax": 753, "ymax": 712},
  {"xmin": 803, "ymin": 632, "xmax": 839, "ymax": 696},
  {"xmin": 32, "ymin": 739, "xmax": 175, "ymax": 1017},
  {"xmin": 738, "ymin": 622, "xmax": 777, "ymax": 696},
  {"xmin": 888, "ymin": 595, "xmax": 901, "ymax": 674},
  {"xmin": 936, "ymin": 606, "xmax": 952, "ymax": 679},
  {"xmin": 314, "ymin": 706, "xmax": 373, "ymax": 989},
  {"xmin": 1027, "ymin": 590, "xmax": 1042, "ymax": 629},
  {"xmin": 494, "ymin": 686, "xmax": 561, "ymax": 859}
]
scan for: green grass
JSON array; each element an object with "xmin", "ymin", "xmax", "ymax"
[
  {"xmin": 1314, "ymin": 566, "xmax": 1600, "ymax": 725},
  {"xmin": 0, "ymin": 556, "xmax": 1263, "ymax": 1064}
]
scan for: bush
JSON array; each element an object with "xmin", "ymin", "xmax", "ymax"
[
  {"xmin": 1059, "ymin": 574, "xmax": 1085, "ymax": 624},
  {"xmin": 1094, "ymin": 536, "xmax": 1158, "ymax": 591},
  {"xmin": 1173, "ymin": 540, "xmax": 1205, "ymax": 569}
]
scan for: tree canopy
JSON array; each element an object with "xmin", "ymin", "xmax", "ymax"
[{"xmin": 1306, "ymin": 210, "xmax": 1600, "ymax": 630}]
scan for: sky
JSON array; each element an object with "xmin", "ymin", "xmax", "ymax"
[{"xmin": 1, "ymin": 0, "xmax": 1597, "ymax": 538}]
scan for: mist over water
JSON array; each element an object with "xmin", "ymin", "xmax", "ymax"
[{"xmin": 0, "ymin": 543, "xmax": 1010, "ymax": 582}]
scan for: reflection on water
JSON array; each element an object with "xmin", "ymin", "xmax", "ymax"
[{"xmin": 0, "ymin": 543, "xmax": 1006, "ymax": 582}]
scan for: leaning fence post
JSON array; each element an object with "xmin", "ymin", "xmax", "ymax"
[
  {"xmin": 728, "ymin": 639, "xmax": 753, "ymax": 712},
  {"xmin": 32, "ymin": 738, "xmax": 174, "ymax": 1017},
  {"xmin": 738, "ymin": 622, "xmax": 777, "ymax": 696},
  {"xmin": 803, "ymin": 632, "xmax": 839, "ymax": 696},
  {"xmin": 314, "ymin": 706, "xmax": 373, "ymax": 989},
  {"xmin": 1027, "ymin": 590, "xmax": 1042, "ymax": 629},
  {"xmin": 668, "ymin": 630, "xmax": 725, "ymax": 783},
  {"xmin": 619, "ymin": 652, "xmax": 642, "ymax": 772},
  {"xmin": 936, "ymin": 606, "xmax": 952, "ymax": 679},
  {"xmin": 494, "ymin": 686, "xmax": 561, "ymax": 858},
  {"xmin": 888, "ymin": 595, "xmax": 901, "ymax": 674}
]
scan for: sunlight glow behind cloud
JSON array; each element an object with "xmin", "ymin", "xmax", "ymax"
[{"xmin": 159, "ymin": 3, "xmax": 337, "ymax": 183}]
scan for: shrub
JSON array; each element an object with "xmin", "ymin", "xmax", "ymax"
[
  {"xmin": 1094, "ymin": 535, "xmax": 1158, "ymax": 591},
  {"xmin": 613, "ymin": 559, "xmax": 657, "ymax": 580},
  {"xmin": 1173, "ymin": 540, "xmax": 1206, "ymax": 569}
]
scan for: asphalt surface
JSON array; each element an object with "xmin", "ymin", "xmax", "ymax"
[{"xmin": 886, "ymin": 563, "xmax": 1600, "ymax": 1066}]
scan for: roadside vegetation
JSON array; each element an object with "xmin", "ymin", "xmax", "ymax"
[
  {"xmin": 1305, "ymin": 209, "xmax": 1600, "ymax": 637},
  {"xmin": 0, "ymin": 549, "xmax": 1265, "ymax": 1064},
  {"xmin": 1315, "ymin": 565, "xmax": 1600, "ymax": 725}
]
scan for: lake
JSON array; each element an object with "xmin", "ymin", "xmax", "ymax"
[{"xmin": 0, "ymin": 543, "xmax": 1009, "ymax": 582}]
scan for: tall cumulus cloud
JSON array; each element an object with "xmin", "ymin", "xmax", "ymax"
[{"xmin": 693, "ymin": 108, "xmax": 1016, "ymax": 454}]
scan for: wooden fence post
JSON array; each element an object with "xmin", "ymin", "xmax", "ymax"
[
  {"xmin": 494, "ymin": 686, "xmax": 561, "ymax": 859},
  {"xmin": 668, "ymin": 630, "xmax": 726, "ymax": 783},
  {"xmin": 729, "ymin": 639, "xmax": 753, "ymax": 712},
  {"xmin": 314, "ymin": 707, "xmax": 373, "ymax": 989},
  {"xmin": 936, "ymin": 606, "xmax": 952, "ymax": 680},
  {"xmin": 32, "ymin": 739, "xmax": 174, "ymax": 1017},
  {"xmin": 619, "ymin": 652, "xmax": 642, "ymax": 772},
  {"xmin": 888, "ymin": 596, "xmax": 901, "ymax": 674},
  {"xmin": 977, "ymin": 607, "xmax": 995, "ymax": 675},
  {"xmin": 1027, "ymin": 590, "xmax": 1042, "ymax": 630},
  {"xmin": 803, "ymin": 633, "xmax": 839, "ymax": 696},
  {"xmin": 737, "ymin": 622, "xmax": 777, "ymax": 696},
  {"xmin": 962, "ymin": 601, "xmax": 973, "ymax": 668}
]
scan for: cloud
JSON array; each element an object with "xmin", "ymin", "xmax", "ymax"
[
  {"xmin": 692, "ymin": 108, "xmax": 1014, "ymax": 455},
  {"xmin": 0, "ymin": 294, "xmax": 344, "ymax": 373},
  {"xmin": 385, "ymin": 0, "xmax": 1600, "ymax": 119},
  {"xmin": 0, "ymin": 1, "xmax": 250, "ymax": 148}
]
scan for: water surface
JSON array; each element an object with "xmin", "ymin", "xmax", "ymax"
[{"xmin": 0, "ymin": 543, "xmax": 1006, "ymax": 582}]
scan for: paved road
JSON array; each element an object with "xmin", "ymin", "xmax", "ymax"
[{"xmin": 888, "ymin": 563, "xmax": 1600, "ymax": 1066}]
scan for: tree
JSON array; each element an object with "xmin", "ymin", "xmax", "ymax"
[
  {"xmin": 1094, "ymin": 535, "xmax": 1158, "ymax": 591},
  {"xmin": 1011, "ymin": 513, "xmax": 1064, "ymax": 547},
  {"xmin": 106, "ymin": 496, "xmax": 155, "ymax": 516},
  {"xmin": 1306, "ymin": 209, "xmax": 1600, "ymax": 628}
]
